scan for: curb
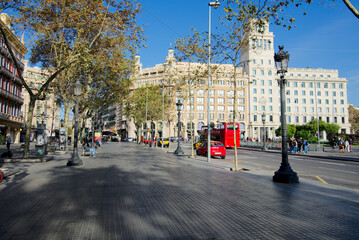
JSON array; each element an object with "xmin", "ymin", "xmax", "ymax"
[{"xmin": 3, "ymin": 156, "xmax": 54, "ymax": 163}]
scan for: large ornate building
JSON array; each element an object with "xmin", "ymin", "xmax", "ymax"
[
  {"xmin": 22, "ymin": 60, "xmax": 61, "ymax": 141},
  {"xmin": 121, "ymin": 23, "xmax": 350, "ymax": 141},
  {"xmin": 0, "ymin": 13, "xmax": 27, "ymax": 143}
]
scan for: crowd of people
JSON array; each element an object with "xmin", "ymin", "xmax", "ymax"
[
  {"xmin": 332, "ymin": 137, "xmax": 353, "ymax": 153},
  {"xmin": 289, "ymin": 138, "xmax": 309, "ymax": 154}
]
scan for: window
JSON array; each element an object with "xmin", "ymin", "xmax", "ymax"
[
  {"xmin": 228, "ymin": 90, "xmax": 234, "ymax": 97},
  {"xmin": 197, "ymin": 89, "xmax": 204, "ymax": 96},
  {"xmin": 197, "ymin": 105, "xmax": 204, "ymax": 111},
  {"xmin": 310, "ymin": 107, "xmax": 314, "ymax": 112},
  {"xmin": 238, "ymin": 90, "xmax": 244, "ymax": 96},
  {"xmin": 218, "ymin": 90, "xmax": 225, "ymax": 96},
  {"xmin": 286, "ymin": 90, "xmax": 290, "ymax": 95},
  {"xmin": 317, "ymin": 91, "xmax": 321, "ymax": 96},
  {"xmin": 197, "ymin": 97, "xmax": 204, "ymax": 104},
  {"xmin": 268, "ymin": 70, "xmax": 272, "ymax": 76},
  {"xmin": 302, "ymin": 91, "xmax": 306, "ymax": 96},
  {"xmin": 302, "ymin": 107, "xmax": 306, "ymax": 112},
  {"xmin": 332, "ymin": 92, "xmax": 336, "ymax": 97},
  {"xmin": 209, "ymin": 105, "xmax": 214, "ymax": 111},
  {"xmin": 333, "ymin": 100, "xmax": 337, "ymax": 104},
  {"xmin": 260, "ymin": 80, "xmax": 264, "ymax": 85},
  {"xmin": 317, "ymin": 83, "xmax": 320, "ymax": 88},
  {"xmin": 260, "ymin": 70, "xmax": 264, "ymax": 76},
  {"xmin": 238, "ymin": 98, "xmax": 244, "ymax": 104},
  {"xmin": 269, "ymin": 97, "xmax": 272, "ymax": 103},
  {"xmin": 340, "ymin": 92, "xmax": 343, "ymax": 97},
  {"xmin": 186, "ymin": 105, "xmax": 194, "ymax": 111},
  {"xmin": 325, "ymin": 91, "xmax": 329, "ymax": 96},
  {"xmin": 326, "ymin": 107, "xmax": 330, "ymax": 113},
  {"xmin": 198, "ymin": 113, "xmax": 204, "ymax": 120},
  {"xmin": 294, "ymin": 90, "xmax": 298, "ymax": 95},
  {"xmin": 238, "ymin": 106, "xmax": 244, "ymax": 112},
  {"xmin": 253, "ymin": 70, "xmax": 257, "ymax": 75},
  {"xmin": 294, "ymin": 98, "xmax": 298, "ymax": 103},
  {"xmin": 187, "ymin": 97, "xmax": 194, "ymax": 104},
  {"xmin": 228, "ymin": 98, "xmax": 234, "ymax": 105},
  {"xmin": 326, "ymin": 117, "xmax": 330, "ymax": 123},
  {"xmin": 302, "ymin": 99, "xmax": 306, "ymax": 104},
  {"xmin": 254, "ymin": 115, "xmax": 257, "ymax": 122},
  {"xmin": 218, "ymin": 106, "xmax": 225, "ymax": 112},
  {"xmin": 295, "ymin": 107, "xmax": 299, "ymax": 112},
  {"xmin": 268, "ymin": 80, "xmax": 272, "ymax": 86},
  {"xmin": 339, "ymin": 83, "xmax": 343, "ymax": 89},
  {"xmin": 309, "ymin": 82, "xmax": 313, "ymax": 88},
  {"xmin": 287, "ymin": 106, "xmax": 291, "ymax": 112},
  {"xmin": 286, "ymin": 98, "xmax": 290, "ymax": 103},
  {"xmin": 301, "ymin": 82, "xmax": 305, "ymax": 87},
  {"xmin": 253, "ymin": 97, "xmax": 257, "ymax": 103},
  {"xmin": 210, "ymin": 98, "xmax": 214, "ymax": 104},
  {"xmin": 310, "ymin": 99, "xmax": 314, "ymax": 104},
  {"xmin": 325, "ymin": 99, "xmax": 329, "ymax": 104},
  {"xmin": 342, "ymin": 117, "xmax": 345, "ymax": 123},
  {"xmin": 210, "ymin": 113, "xmax": 214, "ymax": 120},
  {"xmin": 253, "ymin": 89, "xmax": 257, "ymax": 94},
  {"xmin": 293, "ymin": 82, "xmax": 298, "ymax": 87},
  {"xmin": 324, "ymin": 83, "xmax": 328, "ymax": 88},
  {"xmin": 260, "ymin": 89, "xmax": 264, "ymax": 94},
  {"xmin": 331, "ymin": 83, "xmax": 335, "ymax": 88},
  {"xmin": 303, "ymin": 116, "xmax": 307, "ymax": 123},
  {"xmin": 287, "ymin": 116, "xmax": 291, "ymax": 123},
  {"xmin": 261, "ymin": 106, "xmax": 265, "ymax": 111},
  {"xmin": 210, "ymin": 90, "xmax": 215, "ymax": 96},
  {"xmin": 269, "ymin": 115, "xmax": 273, "ymax": 122},
  {"xmin": 269, "ymin": 89, "xmax": 272, "ymax": 94},
  {"xmin": 340, "ymin": 100, "xmax": 344, "ymax": 104},
  {"xmin": 269, "ymin": 106, "xmax": 273, "ymax": 111},
  {"xmin": 218, "ymin": 98, "xmax": 225, "ymax": 104},
  {"xmin": 310, "ymin": 91, "xmax": 313, "ymax": 96},
  {"xmin": 254, "ymin": 105, "xmax": 257, "ymax": 111},
  {"xmin": 295, "ymin": 116, "xmax": 299, "ymax": 123},
  {"xmin": 318, "ymin": 99, "xmax": 322, "ymax": 104}
]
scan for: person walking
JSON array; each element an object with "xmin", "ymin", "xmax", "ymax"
[
  {"xmin": 345, "ymin": 139, "xmax": 350, "ymax": 153},
  {"xmin": 293, "ymin": 139, "xmax": 298, "ymax": 154},
  {"xmin": 349, "ymin": 138, "xmax": 353, "ymax": 153},
  {"xmin": 6, "ymin": 134, "xmax": 12, "ymax": 151},
  {"xmin": 303, "ymin": 139, "xmax": 308, "ymax": 154},
  {"xmin": 338, "ymin": 138, "xmax": 345, "ymax": 153}
]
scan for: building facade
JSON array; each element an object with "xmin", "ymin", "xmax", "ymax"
[
  {"xmin": 124, "ymin": 23, "xmax": 350, "ymax": 141},
  {"xmin": 22, "ymin": 61, "xmax": 61, "ymax": 140},
  {"xmin": 0, "ymin": 13, "xmax": 27, "ymax": 143}
]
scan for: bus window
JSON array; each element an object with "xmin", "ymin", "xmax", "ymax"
[{"xmin": 227, "ymin": 124, "xmax": 238, "ymax": 130}]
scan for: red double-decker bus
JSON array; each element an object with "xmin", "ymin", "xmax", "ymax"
[{"xmin": 200, "ymin": 122, "xmax": 240, "ymax": 148}]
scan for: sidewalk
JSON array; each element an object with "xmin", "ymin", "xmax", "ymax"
[{"xmin": 0, "ymin": 142, "xmax": 358, "ymax": 239}]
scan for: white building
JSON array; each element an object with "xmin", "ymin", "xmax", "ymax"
[{"xmin": 124, "ymin": 22, "xmax": 350, "ymax": 141}]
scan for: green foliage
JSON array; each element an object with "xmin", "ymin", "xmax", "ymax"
[
  {"xmin": 275, "ymin": 124, "xmax": 296, "ymax": 139},
  {"xmin": 349, "ymin": 105, "xmax": 359, "ymax": 134}
]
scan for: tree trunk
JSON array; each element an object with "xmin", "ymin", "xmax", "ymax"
[
  {"xmin": 23, "ymin": 97, "xmax": 36, "ymax": 158},
  {"xmin": 63, "ymin": 103, "xmax": 72, "ymax": 150}
]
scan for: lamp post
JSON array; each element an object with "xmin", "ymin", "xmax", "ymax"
[
  {"xmin": 150, "ymin": 117, "xmax": 154, "ymax": 147},
  {"xmin": 67, "ymin": 80, "xmax": 83, "ymax": 166},
  {"xmin": 273, "ymin": 46, "xmax": 298, "ymax": 183},
  {"xmin": 207, "ymin": 0, "xmax": 220, "ymax": 163},
  {"xmin": 174, "ymin": 100, "xmax": 184, "ymax": 155},
  {"xmin": 262, "ymin": 112, "xmax": 267, "ymax": 150}
]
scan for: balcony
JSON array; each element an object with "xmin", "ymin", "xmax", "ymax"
[
  {"xmin": 0, "ymin": 46, "xmax": 25, "ymax": 70},
  {"xmin": 0, "ymin": 88, "xmax": 24, "ymax": 104},
  {"xmin": 0, "ymin": 112, "xmax": 24, "ymax": 124},
  {"xmin": 0, "ymin": 66, "xmax": 23, "ymax": 85}
]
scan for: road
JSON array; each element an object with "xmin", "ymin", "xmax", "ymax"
[{"xmin": 178, "ymin": 142, "xmax": 359, "ymax": 191}]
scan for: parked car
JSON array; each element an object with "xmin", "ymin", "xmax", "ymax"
[
  {"xmin": 193, "ymin": 140, "xmax": 206, "ymax": 149},
  {"xmin": 157, "ymin": 138, "xmax": 169, "ymax": 147},
  {"xmin": 196, "ymin": 141, "xmax": 226, "ymax": 159}
]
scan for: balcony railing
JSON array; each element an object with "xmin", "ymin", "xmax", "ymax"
[
  {"xmin": 0, "ymin": 112, "xmax": 24, "ymax": 124},
  {"xmin": 0, "ymin": 88, "xmax": 24, "ymax": 104},
  {"xmin": 0, "ymin": 66, "xmax": 23, "ymax": 85},
  {"xmin": 0, "ymin": 46, "xmax": 25, "ymax": 70}
]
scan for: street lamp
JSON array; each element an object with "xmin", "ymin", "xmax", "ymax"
[
  {"xmin": 273, "ymin": 46, "xmax": 298, "ymax": 183},
  {"xmin": 207, "ymin": 0, "xmax": 220, "ymax": 163},
  {"xmin": 174, "ymin": 100, "xmax": 184, "ymax": 155},
  {"xmin": 67, "ymin": 80, "xmax": 83, "ymax": 166},
  {"xmin": 150, "ymin": 117, "xmax": 154, "ymax": 147},
  {"xmin": 262, "ymin": 112, "xmax": 267, "ymax": 150}
]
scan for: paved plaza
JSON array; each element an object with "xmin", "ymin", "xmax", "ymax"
[{"xmin": 0, "ymin": 142, "xmax": 359, "ymax": 239}]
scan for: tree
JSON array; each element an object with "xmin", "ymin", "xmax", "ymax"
[
  {"xmin": 324, "ymin": 123, "xmax": 340, "ymax": 140},
  {"xmin": 349, "ymin": 105, "xmax": 359, "ymax": 134},
  {"xmin": 275, "ymin": 124, "xmax": 297, "ymax": 139},
  {"xmin": 10, "ymin": 0, "xmax": 143, "ymax": 156}
]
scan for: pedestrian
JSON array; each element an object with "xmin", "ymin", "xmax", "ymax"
[
  {"xmin": 298, "ymin": 138, "xmax": 303, "ymax": 153},
  {"xmin": 349, "ymin": 138, "xmax": 353, "ymax": 153},
  {"xmin": 303, "ymin": 139, "xmax": 308, "ymax": 154},
  {"xmin": 338, "ymin": 138, "xmax": 345, "ymax": 153},
  {"xmin": 345, "ymin": 139, "xmax": 349, "ymax": 153},
  {"xmin": 293, "ymin": 139, "xmax": 298, "ymax": 154},
  {"xmin": 6, "ymin": 134, "xmax": 12, "ymax": 151},
  {"xmin": 289, "ymin": 139, "xmax": 294, "ymax": 153}
]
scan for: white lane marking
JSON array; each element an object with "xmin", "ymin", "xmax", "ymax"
[
  {"xmin": 319, "ymin": 161, "xmax": 345, "ymax": 166},
  {"xmin": 318, "ymin": 167, "xmax": 358, "ymax": 174}
]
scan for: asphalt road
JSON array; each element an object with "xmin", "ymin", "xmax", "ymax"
[{"xmin": 178, "ymin": 142, "xmax": 359, "ymax": 191}]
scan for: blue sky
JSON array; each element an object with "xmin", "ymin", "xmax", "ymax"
[{"xmin": 136, "ymin": 0, "xmax": 359, "ymax": 107}]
